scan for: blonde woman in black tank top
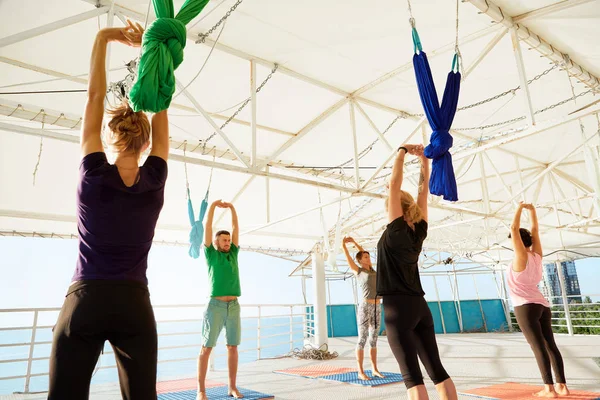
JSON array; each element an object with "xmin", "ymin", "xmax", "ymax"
[{"xmin": 377, "ymin": 144, "xmax": 457, "ymax": 400}]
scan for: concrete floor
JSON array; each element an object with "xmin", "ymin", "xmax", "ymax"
[{"xmin": 3, "ymin": 333, "xmax": 600, "ymax": 399}]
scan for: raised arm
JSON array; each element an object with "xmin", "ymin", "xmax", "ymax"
[
  {"xmin": 510, "ymin": 203, "xmax": 527, "ymax": 272},
  {"xmin": 227, "ymin": 203, "xmax": 239, "ymax": 247},
  {"xmin": 149, "ymin": 110, "xmax": 169, "ymax": 161},
  {"xmin": 81, "ymin": 21, "xmax": 143, "ymax": 157},
  {"xmin": 388, "ymin": 148, "xmax": 407, "ymax": 222},
  {"xmin": 416, "ymin": 147, "xmax": 430, "ymax": 222},
  {"xmin": 525, "ymin": 204, "xmax": 542, "ymax": 257},
  {"xmin": 204, "ymin": 201, "xmax": 219, "ymax": 247},
  {"xmin": 388, "ymin": 144, "xmax": 420, "ymax": 222},
  {"xmin": 351, "ymin": 238, "xmax": 365, "ymax": 253},
  {"xmin": 342, "ymin": 237, "xmax": 360, "ymax": 275}
]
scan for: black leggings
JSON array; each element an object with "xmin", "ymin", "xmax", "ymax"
[
  {"xmin": 383, "ymin": 294, "xmax": 450, "ymax": 389},
  {"xmin": 48, "ymin": 280, "xmax": 158, "ymax": 400},
  {"xmin": 514, "ymin": 303, "xmax": 566, "ymax": 384}
]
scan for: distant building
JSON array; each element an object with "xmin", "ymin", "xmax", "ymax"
[{"xmin": 539, "ymin": 261, "xmax": 582, "ymax": 305}]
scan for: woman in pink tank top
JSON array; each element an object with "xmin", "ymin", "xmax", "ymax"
[{"xmin": 507, "ymin": 202, "xmax": 569, "ymax": 398}]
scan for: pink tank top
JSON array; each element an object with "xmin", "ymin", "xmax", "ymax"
[{"xmin": 506, "ymin": 252, "xmax": 550, "ymax": 308}]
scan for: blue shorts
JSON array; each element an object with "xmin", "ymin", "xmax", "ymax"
[{"xmin": 202, "ymin": 298, "xmax": 241, "ymax": 347}]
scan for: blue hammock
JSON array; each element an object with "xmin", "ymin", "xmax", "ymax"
[
  {"xmin": 187, "ymin": 188, "xmax": 209, "ymax": 259},
  {"xmin": 412, "ymin": 27, "xmax": 461, "ymax": 202}
]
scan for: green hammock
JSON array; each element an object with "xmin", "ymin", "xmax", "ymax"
[{"xmin": 129, "ymin": 0, "xmax": 209, "ymax": 113}]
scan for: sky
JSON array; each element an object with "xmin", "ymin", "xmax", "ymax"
[{"xmin": 1, "ymin": 236, "xmax": 599, "ymax": 311}]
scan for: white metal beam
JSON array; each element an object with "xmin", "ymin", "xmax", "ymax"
[
  {"xmin": 353, "ymin": 102, "xmax": 393, "ymax": 151},
  {"xmin": 463, "ymin": 28, "xmax": 509, "ymax": 79},
  {"xmin": 549, "ymin": 172, "xmax": 579, "ymax": 221},
  {"xmin": 250, "ymin": 60, "xmax": 257, "ymax": 168},
  {"xmin": 0, "ymin": 121, "xmax": 374, "ymax": 196},
  {"xmin": 452, "ymin": 106, "xmax": 600, "ymax": 162},
  {"xmin": 258, "ymin": 97, "xmax": 349, "ymax": 169},
  {"xmin": 509, "ymin": 27, "xmax": 536, "ymax": 126},
  {"xmin": 353, "ymin": 25, "xmax": 502, "ymax": 96},
  {"xmin": 513, "ymin": 0, "xmax": 597, "ymax": 23},
  {"xmin": 175, "ymin": 80, "xmax": 250, "ymax": 168},
  {"xmin": 0, "ymin": 230, "xmax": 308, "ymax": 257},
  {"xmin": 0, "ymin": 57, "xmax": 88, "ymax": 85},
  {"xmin": 493, "ymin": 133, "xmax": 597, "ymax": 215},
  {"xmin": 241, "ymin": 194, "xmax": 354, "ymax": 236},
  {"xmin": 554, "ymin": 168, "xmax": 593, "ymax": 194},
  {"xmin": 0, "ymin": 7, "xmax": 110, "ymax": 48},
  {"xmin": 483, "ymin": 152, "xmax": 518, "ymax": 207},
  {"xmin": 479, "ymin": 154, "xmax": 492, "ymax": 248},
  {"xmin": 215, "ymin": 176, "xmax": 257, "ymax": 225},
  {"xmin": 83, "ymin": 1, "xmax": 418, "ymax": 119},
  {"xmin": 361, "ymin": 117, "xmax": 427, "ymax": 190},
  {"xmin": 349, "ymin": 102, "xmax": 361, "ymax": 189},
  {"xmin": 466, "ymin": 0, "xmax": 600, "ymax": 90}
]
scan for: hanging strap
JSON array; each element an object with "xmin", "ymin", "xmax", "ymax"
[
  {"xmin": 452, "ymin": 0, "xmax": 463, "ymax": 75},
  {"xmin": 407, "ymin": 0, "xmax": 422, "ymax": 54},
  {"xmin": 452, "ymin": 53, "xmax": 460, "ymax": 73},
  {"xmin": 412, "ymin": 27, "xmax": 423, "ymax": 54}
]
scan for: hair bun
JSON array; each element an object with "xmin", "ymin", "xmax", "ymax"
[{"xmin": 107, "ymin": 101, "xmax": 151, "ymax": 154}]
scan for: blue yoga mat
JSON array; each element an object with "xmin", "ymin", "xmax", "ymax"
[
  {"xmin": 320, "ymin": 370, "xmax": 403, "ymax": 387},
  {"xmin": 158, "ymin": 386, "xmax": 274, "ymax": 400}
]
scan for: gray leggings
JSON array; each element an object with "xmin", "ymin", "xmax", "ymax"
[{"xmin": 357, "ymin": 302, "xmax": 381, "ymax": 349}]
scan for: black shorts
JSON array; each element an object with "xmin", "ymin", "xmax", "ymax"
[{"xmin": 48, "ymin": 280, "xmax": 157, "ymax": 400}]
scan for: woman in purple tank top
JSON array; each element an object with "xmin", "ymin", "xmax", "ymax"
[
  {"xmin": 48, "ymin": 21, "xmax": 170, "ymax": 399},
  {"xmin": 508, "ymin": 202, "xmax": 570, "ymax": 397}
]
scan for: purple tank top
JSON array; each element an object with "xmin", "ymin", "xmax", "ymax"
[{"xmin": 72, "ymin": 152, "xmax": 168, "ymax": 284}]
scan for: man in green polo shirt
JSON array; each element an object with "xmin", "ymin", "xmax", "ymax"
[{"xmin": 197, "ymin": 200, "xmax": 243, "ymax": 400}]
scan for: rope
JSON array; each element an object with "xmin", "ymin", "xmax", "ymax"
[
  {"xmin": 406, "ymin": 0, "xmax": 415, "ymax": 27},
  {"xmin": 6, "ymin": 104, "xmax": 22, "ymax": 117},
  {"xmin": 284, "ymin": 344, "xmax": 338, "ymax": 360},
  {"xmin": 188, "ymin": 0, "xmax": 228, "ymax": 30},
  {"xmin": 32, "ymin": 113, "xmax": 45, "ymax": 185},
  {"xmin": 173, "ymin": 19, "xmax": 226, "ymax": 100},
  {"xmin": 183, "ymin": 141, "xmax": 190, "ymax": 197},
  {"xmin": 201, "ymin": 64, "xmax": 279, "ymax": 150},
  {"xmin": 32, "ymin": 137, "xmax": 43, "ymax": 186},
  {"xmin": 206, "ymin": 153, "xmax": 215, "ymax": 199},
  {"xmin": 453, "ymin": 0, "xmax": 463, "ymax": 75}
]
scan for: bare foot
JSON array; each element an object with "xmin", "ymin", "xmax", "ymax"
[
  {"xmin": 533, "ymin": 388, "xmax": 558, "ymax": 398},
  {"xmin": 555, "ymin": 384, "xmax": 570, "ymax": 396},
  {"xmin": 358, "ymin": 372, "xmax": 371, "ymax": 381},
  {"xmin": 197, "ymin": 391, "xmax": 208, "ymax": 400},
  {"xmin": 372, "ymin": 370, "xmax": 385, "ymax": 378},
  {"xmin": 228, "ymin": 388, "xmax": 244, "ymax": 399}
]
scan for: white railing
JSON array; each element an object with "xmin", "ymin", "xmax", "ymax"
[
  {"xmin": 0, "ymin": 304, "xmax": 313, "ymax": 394},
  {"xmin": 509, "ymin": 293, "xmax": 600, "ymax": 334}
]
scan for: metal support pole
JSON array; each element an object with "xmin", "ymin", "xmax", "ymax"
[
  {"xmin": 501, "ymin": 270, "xmax": 516, "ymax": 332},
  {"xmin": 23, "ymin": 311, "xmax": 38, "ymax": 393},
  {"xmin": 250, "ymin": 60, "xmax": 257, "ymax": 168},
  {"xmin": 257, "ymin": 305, "xmax": 262, "ymax": 359},
  {"xmin": 433, "ymin": 276, "xmax": 447, "ymax": 334},
  {"xmin": 289, "ymin": 306, "xmax": 294, "ymax": 351},
  {"xmin": 472, "ymin": 275, "xmax": 488, "ymax": 332},
  {"xmin": 327, "ymin": 279, "xmax": 334, "ymax": 338},
  {"xmin": 311, "ymin": 250, "xmax": 328, "ymax": 346},
  {"xmin": 451, "ymin": 268, "xmax": 464, "ymax": 332},
  {"xmin": 510, "ymin": 27, "xmax": 535, "ymax": 126},
  {"xmin": 265, "ymin": 166, "xmax": 271, "ymax": 223},
  {"xmin": 349, "ymin": 102, "xmax": 361, "ymax": 190},
  {"xmin": 556, "ymin": 261, "xmax": 574, "ymax": 335},
  {"xmin": 495, "ymin": 271, "xmax": 514, "ymax": 332}
]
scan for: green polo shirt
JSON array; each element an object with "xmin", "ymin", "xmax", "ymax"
[{"xmin": 204, "ymin": 243, "xmax": 241, "ymax": 297}]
